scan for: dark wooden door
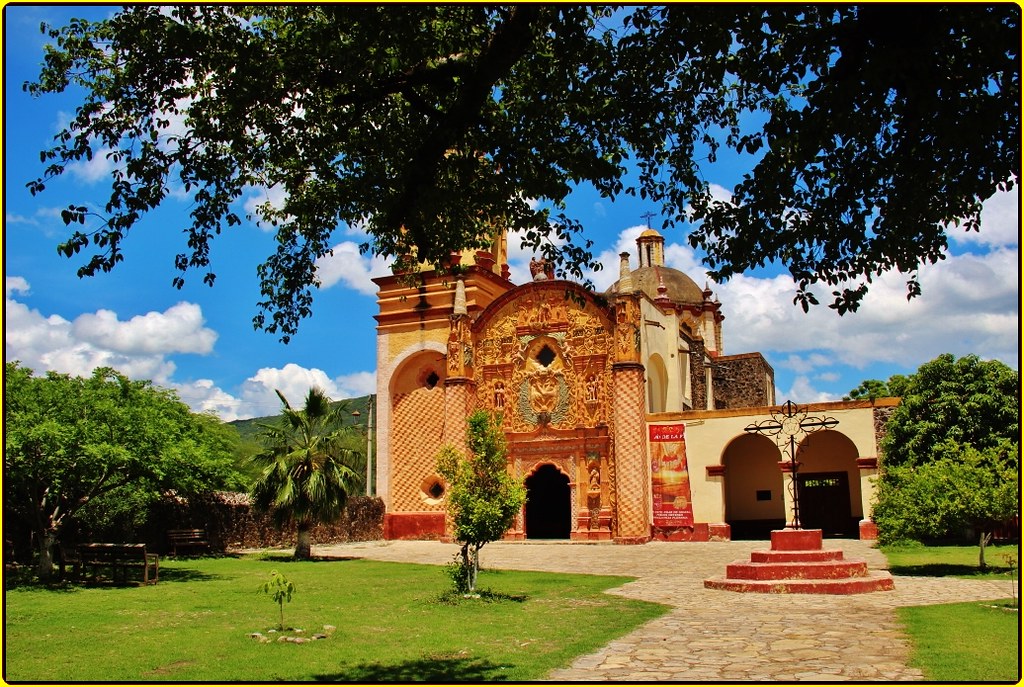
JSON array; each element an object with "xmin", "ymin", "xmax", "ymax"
[{"xmin": 797, "ymin": 471, "xmax": 853, "ymax": 537}]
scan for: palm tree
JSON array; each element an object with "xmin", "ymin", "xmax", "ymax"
[{"xmin": 250, "ymin": 387, "xmax": 361, "ymax": 559}]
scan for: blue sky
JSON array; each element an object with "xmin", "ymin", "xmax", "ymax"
[{"xmin": 4, "ymin": 5, "xmax": 1019, "ymax": 421}]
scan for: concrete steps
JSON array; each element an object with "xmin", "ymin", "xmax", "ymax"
[{"xmin": 704, "ymin": 529, "xmax": 895, "ymax": 595}]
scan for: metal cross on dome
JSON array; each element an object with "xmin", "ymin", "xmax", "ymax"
[{"xmin": 744, "ymin": 400, "xmax": 839, "ymax": 530}]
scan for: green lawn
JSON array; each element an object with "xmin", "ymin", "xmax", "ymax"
[
  {"xmin": 880, "ymin": 542, "xmax": 1019, "ymax": 580},
  {"xmin": 898, "ymin": 601, "xmax": 1020, "ymax": 682},
  {"xmin": 4, "ymin": 555, "xmax": 666, "ymax": 682},
  {"xmin": 880, "ymin": 543, "xmax": 1020, "ymax": 682}
]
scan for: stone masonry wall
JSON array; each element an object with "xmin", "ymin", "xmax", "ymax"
[{"xmin": 713, "ymin": 353, "xmax": 774, "ymax": 409}]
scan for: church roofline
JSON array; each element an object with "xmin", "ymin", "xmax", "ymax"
[{"xmin": 469, "ymin": 279, "xmax": 612, "ymax": 334}]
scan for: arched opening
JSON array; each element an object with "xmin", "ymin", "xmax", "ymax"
[
  {"xmin": 646, "ymin": 353, "xmax": 668, "ymax": 413},
  {"xmin": 796, "ymin": 430, "xmax": 862, "ymax": 537},
  {"xmin": 524, "ymin": 464, "xmax": 571, "ymax": 539},
  {"xmin": 723, "ymin": 433, "xmax": 784, "ymax": 539}
]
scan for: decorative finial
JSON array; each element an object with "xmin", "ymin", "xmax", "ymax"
[
  {"xmin": 656, "ymin": 267, "xmax": 671, "ymax": 305},
  {"xmin": 618, "ymin": 251, "xmax": 633, "ymax": 292},
  {"xmin": 453, "ymin": 279, "xmax": 467, "ymax": 315}
]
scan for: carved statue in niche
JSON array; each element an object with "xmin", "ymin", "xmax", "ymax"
[
  {"xmin": 614, "ymin": 300, "xmax": 639, "ymax": 360},
  {"xmin": 447, "ymin": 335, "xmax": 461, "ymax": 374},
  {"xmin": 448, "ymin": 316, "xmax": 470, "ymax": 375},
  {"xmin": 586, "ymin": 460, "xmax": 602, "ymax": 529},
  {"xmin": 494, "ymin": 381, "xmax": 506, "ymax": 409},
  {"xmin": 585, "ymin": 374, "xmax": 599, "ymax": 402}
]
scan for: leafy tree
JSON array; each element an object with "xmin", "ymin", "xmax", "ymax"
[
  {"xmin": 880, "ymin": 354, "xmax": 1019, "ymax": 470},
  {"xmin": 436, "ymin": 411, "xmax": 527, "ymax": 593},
  {"xmin": 871, "ymin": 354, "xmax": 1020, "ymax": 563},
  {"xmin": 844, "ymin": 379, "xmax": 894, "ymax": 402},
  {"xmin": 249, "ymin": 388, "xmax": 360, "ymax": 559},
  {"xmin": 24, "ymin": 6, "xmax": 1018, "ymax": 340},
  {"xmin": 3, "ymin": 362, "xmax": 239, "ymax": 579},
  {"xmin": 72, "ymin": 413, "xmax": 248, "ymax": 541},
  {"xmin": 873, "ymin": 446, "xmax": 1018, "ymax": 567}
]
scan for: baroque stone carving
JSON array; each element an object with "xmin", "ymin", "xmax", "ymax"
[{"xmin": 474, "ymin": 286, "xmax": 613, "ymax": 431}]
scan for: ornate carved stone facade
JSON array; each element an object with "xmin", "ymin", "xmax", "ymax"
[{"xmin": 372, "ymin": 229, "xmax": 891, "ymax": 543}]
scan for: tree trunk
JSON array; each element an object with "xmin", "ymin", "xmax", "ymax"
[
  {"xmin": 294, "ymin": 524, "xmax": 312, "ymax": 560},
  {"xmin": 979, "ymin": 530, "xmax": 992, "ymax": 569},
  {"xmin": 36, "ymin": 530, "xmax": 57, "ymax": 581},
  {"xmin": 469, "ymin": 544, "xmax": 480, "ymax": 592}
]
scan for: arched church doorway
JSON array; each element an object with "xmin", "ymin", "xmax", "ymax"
[
  {"xmin": 722, "ymin": 433, "xmax": 785, "ymax": 539},
  {"xmin": 795, "ymin": 430, "xmax": 861, "ymax": 537},
  {"xmin": 524, "ymin": 464, "xmax": 571, "ymax": 539}
]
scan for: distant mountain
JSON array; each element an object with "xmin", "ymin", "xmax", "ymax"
[{"xmin": 228, "ymin": 394, "xmax": 374, "ymax": 442}]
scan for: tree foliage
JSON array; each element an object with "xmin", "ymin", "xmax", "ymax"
[
  {"xmin": 436, "ymin": 411, "xmax": 526, "ymax": 593},
  {"xmin": 873, "ymin": 447, "xmax": 1018, "ymax": 565},
  {"xmin": 880, "ymin": 354, "xmax": 1019, "ymax": 470},
  {"xmin": 843, "ymin": 376, "xmax": 908, "ymax": 401},
  {"xmin": 25, "ymin": 5, "xmax": 1020, "ymax": 340},
  {"xmin": 3, "ymin": 362, "xmax": 240, "ymax": 578},
  {"xmin": 872, "ymin": 354, "xmax": 1020, "ymax": 560},
  {"xmin": 249, "ymin": 387, "xmax": 360, "ymax": 559}
]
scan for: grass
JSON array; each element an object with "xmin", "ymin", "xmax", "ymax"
[
  {"xmin": 898, "ymin": 600, "xmax": 1020, "ymax": 682},
  {"xmin": 4, "ymin": 554, "xmax": 667, "ymax": 682},
  {"xmin": 880, "ymin": 542, "xmax": 1019, "ymax": 580},
  {"xmin": 879, "ymin": 542, "xmax": 1020, "ymax": 682}
]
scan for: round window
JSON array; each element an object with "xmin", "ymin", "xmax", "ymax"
[{"xmin": 420, "ymin": 476, "xmax": 446, "ymax": 505}]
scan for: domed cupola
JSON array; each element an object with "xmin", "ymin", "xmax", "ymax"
[{"xmin": 605, "ymin": 229, "xmax": 705, "ymax": 306}]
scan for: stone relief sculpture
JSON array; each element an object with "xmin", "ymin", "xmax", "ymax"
[{"xmin": 475, "ymin": 286, "xmax": 613, "ymax": 431}]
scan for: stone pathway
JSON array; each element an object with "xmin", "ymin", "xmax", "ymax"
[{"xmin": 312, "ymin": 539, "xmax": 1012, "ymax": 682}]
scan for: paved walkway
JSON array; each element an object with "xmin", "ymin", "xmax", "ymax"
[{"xmin": 314, "ymin": 539, "xmax": 1011, "ymax": 682}]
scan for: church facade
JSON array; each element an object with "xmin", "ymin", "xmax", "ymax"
[{"xmin": 372, "ymin": 230, "xmax": 893, "ymax": 543}]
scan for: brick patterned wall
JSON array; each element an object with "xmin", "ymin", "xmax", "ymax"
[
  {"xmin": 390, "ymin": 385, "xmax": 446, "ymax": 512},
  {"xmin": 612, "ymin": 363, "xmax": 650, "ymax": 541},
  {"xmin": 443, "ymin": 379, "xmax": 476, "ymax": 454}
]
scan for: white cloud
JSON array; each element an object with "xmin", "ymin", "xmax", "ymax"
[
  {"xmin": 948, "ymin": 187, "xmax": 1019, "ymax": 249},
  {"xmin": 71, "ymin": 302, "xmax": 217, "ymax": 355},
  {"xmin": 6, "ymin": 276, "xmax": 30, "ymax": 296},
  {"xmin": 315, "ymin": 241, "xmax": 391, "ymax": 296},
  {"xmin": 591, "ymin": 186, "xmax": 1019, "ymax": 399},
  {"xmin": 171, "ymin": 378, "xmax": 247, "ymax": 421},
  {"xmin": 229, "ymin": 363, "xmax": 375, "ymax": 419},
  {"xmin": 5, "ymin": 280, "xmax": 214, "ymax": 384},
  {"xmin": 5, "ymin": 213, "xmax": 37, "ymax": 226},
  {"xmin": 715, "ymin": 245, "xmax": 1019, "ymax": 371},
  {"xmin": 173, "ymin": 365, "xmax": 378, "ymax": 421},
  {"xmin": 4, "ymin": 293, "xmax": 179, "ymax": 383},
  {"xmin": 4, "ymin": 277, "xmax": 375, "ymax": 422},
  {"xmin": 586, "ymin": 224, "xmax": 648, "ymax": 290},
  {"xmin": 778, "ymin": 353, "xmax": 835, "ymax": 375},
  {"xmin": 778, "ymin": 375, "xmax": 836, "ymax": 404},
  {"xmin": 66, "ymin": 147, "xmax": 118, "ymax": 184},
  {"xmin": 243, "ymin": 185, "xmax": 289, "ymax": 230}
]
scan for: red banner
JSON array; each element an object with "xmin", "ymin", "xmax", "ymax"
[{"xmin": 649, "ymin": 423, "xmax": 694, "ymax": 527}]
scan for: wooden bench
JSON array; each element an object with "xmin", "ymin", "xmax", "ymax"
[
  {"xmin": 167, "ymin": 529, "xmax": 210, "ymax": 557},
  {"xmin": 77, "ymin": 543, "xmax": 159, "ymax": 584}
]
